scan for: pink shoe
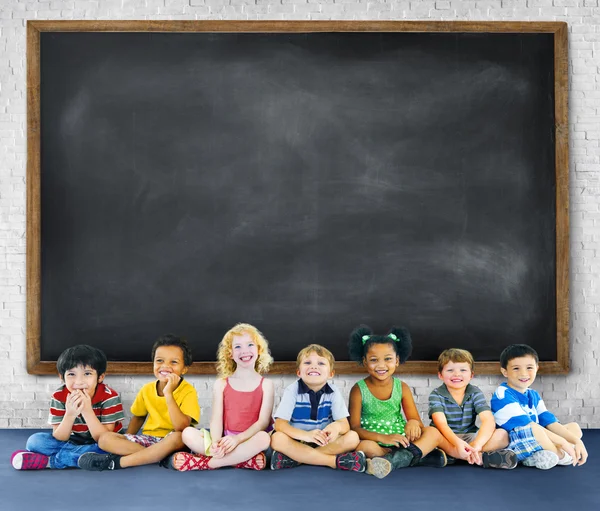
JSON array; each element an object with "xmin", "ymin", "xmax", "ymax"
[{"xmin": 11, "ymin": 450, "xmax": 49, "ymax": 470}]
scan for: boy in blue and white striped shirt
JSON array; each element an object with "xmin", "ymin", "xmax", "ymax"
[
  {"xmin": 270, "ymin": 344, "xmax": 365, "ymax": 472},
  {"xmin": 491, "ymin": 344, "xmax": 588, "ymax": 469}
]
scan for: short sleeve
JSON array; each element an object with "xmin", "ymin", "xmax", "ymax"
[
  {"xmin": 471, "ymin": 387, "xmax": 491, "ymax": 415},
  {"xmin": 534, "ymin": 395, "xmax": 558, "ymax": 427},
  {"xmin": 130, "ymin": 388, "xmax": 148, "ymax": 417},
  {"xmin": 330, "ymin": 386, "xmax": 349, "ymax": 421},
  {"xmin": 428, "ymin": 390, "xmax": 445, "ymax": 418},
  {"xmin": 99, "ymin": 390, "xmax": 125, "ymax": 426},
  {"xmin": 274, "ymin": 386, "xmax": 297, "ymax": 421},
  {"xmin": 48, "ymin": 392, "xmax": 66, "ymax": 426},
  {"xmin": 178, "ymin": 385, "xmax": 200, "ymax": 425}
]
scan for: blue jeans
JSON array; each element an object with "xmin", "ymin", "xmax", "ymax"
[{"xmin": 26, "ymin": 432, "xmax": 105, "ymax": 469}]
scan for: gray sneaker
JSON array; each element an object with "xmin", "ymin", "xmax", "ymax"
[
  {"xmin": 366, "ymin": 447, "xmax": 414, "ymax": 478},
  {"xmin": 482, "ymin": 448, "xmax": 518, "ymax": 469},
  {"xmin": 522, "ymin": 450, "xmax": 559, "ymax": 470},
  {"xmin": 366, "ymin": 457, "xmax": 393, "ymax": 479}
]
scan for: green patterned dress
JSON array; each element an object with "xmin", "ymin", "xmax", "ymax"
[{"xmin": 357, "ymin": 378, "xmax": 407, "ymax": 446}]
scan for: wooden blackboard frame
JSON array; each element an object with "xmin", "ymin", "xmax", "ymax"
[{"xmin": 26, "ymin": 20, "xmax": 569, "ymax": 375}]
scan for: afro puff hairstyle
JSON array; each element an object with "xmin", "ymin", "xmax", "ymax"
[{"xmin": 348, "ymin": 324, "xmax": 412, "ymax": 365}]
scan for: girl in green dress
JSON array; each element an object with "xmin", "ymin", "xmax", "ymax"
[{"xmin": 348, "ymin": 325, "xmax": 446, "ymax": 478}]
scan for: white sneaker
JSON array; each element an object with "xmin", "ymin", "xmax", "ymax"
[
  {"xmin": 522, "ymin": 450, "xmax": 559, "ymax": 470},
  {"xmin": 557, "ymin": 451, "xmax": 574, "ymax": 466}
]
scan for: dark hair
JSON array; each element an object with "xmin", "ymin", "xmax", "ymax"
[
  {"xmin": 348, "ymin": 324, "xmax": 412, "ymax": 364},
  {"xmin": 500, "ymin": 344, "xmax": 539, "ymax": 369},
  {"xmin": 151, "ymin": 334, "xmax": 193, "ymax": 366},
  {"xmin": 56, "ymin": 345, "xmax": 107, "ymax": 378}
]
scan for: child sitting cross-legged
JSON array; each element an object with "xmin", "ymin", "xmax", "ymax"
[
  {"xmin": 77, "ymin": 334, "xmax": 200, "ymax": 471},
  {"xmin": 167, "ymin": 323, "xmax": 274, "ymax": 471},
  {"xmin": 429, "ymin": 348, "xmax": 516, "ymax": 469},
  {"xmin": 11, "ymin": 345, "xmax": 124, "ymax": 470},
  {"xmin": 491, "ymin": 344, "xmax": 588, "ymax": 469},
  {"xmin": 270, "ymin": 344, "xmax": 366, "ymax": 473},
  {"xmin": 348, "ymin": 325, "xmax": 448, "ymax": 479}
]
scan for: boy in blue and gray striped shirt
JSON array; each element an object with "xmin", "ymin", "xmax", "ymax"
[{"xmin": 428, "ymin": 348, "xmax": 516, "ymax": 469}]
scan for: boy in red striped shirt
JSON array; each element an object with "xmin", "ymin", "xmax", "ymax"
[{"xmin": 10, "ymin": 345, "xmax": 124, "ymax": 470}]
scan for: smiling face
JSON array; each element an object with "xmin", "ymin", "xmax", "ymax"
[
  {"xmin": 438, "ymin": 361, "xmax": 473, "ymax": 391},
  {"xmin": 231, "ymin": 332, "xmax": 259, "ymax": 369},
  {"xmin": 297, "ymin": 351, "xmax": 334, "ymax": 391},
  {"xmin": 61, "ymin": 364, "xmax": 104, "ymax": 396},
  {"xmin": 364, "ymin": 343, "xmax": 399, "ymax": 382},
  {"xmin": 153, "ymin": 345, "xmax": 188, "ymax": 383},
  {"xmin": 501, "ymin": 355, "xmax": 538, "ymax": 393}
]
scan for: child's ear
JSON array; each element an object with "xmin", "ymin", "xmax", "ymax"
[
  {"xmin": 97, "ymin": 373, "xmax": 105, "ymax": 384},
  {"xmin": 329, "ymin": 369, "xmax": 335, "ymax": 379},
  {"xmin": 181, "ymin": 366, "xmax": 188, "ymax": 376},
  {"xmin": 296, "ymin": 368, "xmax": 301, "ymax": 378},
  {"xmin": 500, "ymin": 367, "xmax": 508, "ymax": 378},
  {"xmin": 437, "ymin": 372, "xmax": 443, "ymax": 380}
]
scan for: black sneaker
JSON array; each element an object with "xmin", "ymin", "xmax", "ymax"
[
  {"xmin": 270, "ymin": 450, "xmax": 300, "ymax": 470},
  {"xmin": 335, "ymin": 451, "xmax": 366, "ymax": 472},
  {"xmin": 78, "ymin": 452, "xmax": 120, "ymax": 471},
  {"xmin": 417, "ymin": 448, "xmax": 447, "ymax": 468},
  {"xmin": 482, "ymin": 449, "xmax": 518, "ymax": 469}
]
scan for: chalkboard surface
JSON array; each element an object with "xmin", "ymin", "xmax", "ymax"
[{"xmin": 27, "ymin": 22, "xmax": 569, "ymax": 374}]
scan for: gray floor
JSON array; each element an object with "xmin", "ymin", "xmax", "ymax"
[{"xmin": 1, "ymin": 429, "xmax": 599, "ymax": 511}]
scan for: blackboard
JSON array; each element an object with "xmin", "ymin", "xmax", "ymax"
[{"xmin": 27, "ymin": 21, "xmax": 569, "ymax": 375}]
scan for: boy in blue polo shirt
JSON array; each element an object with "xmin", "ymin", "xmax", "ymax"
[
  {"xmin": 270, "ymin": 344, "xmax": 365, "ymax": 472},
  {"xmin": 429, "ymin": 348, "xmax": 516, "ymax": 469},
  {"xmin": 491, "ymin": 344, "xmax": 587, "ymax": 469}
]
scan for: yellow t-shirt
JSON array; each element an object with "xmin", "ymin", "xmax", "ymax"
[{"xmin": 130, "ymin": 379, "xmax": 200, "ymax": 437}]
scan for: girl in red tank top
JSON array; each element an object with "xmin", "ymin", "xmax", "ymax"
[{"xmin": 168, "ymin": 324, "xmax": 274, "ymax": 471}]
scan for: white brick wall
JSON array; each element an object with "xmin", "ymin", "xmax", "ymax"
[{"xmin": 1, "ymin": 0, "xmax": 599, "ymax": 429}]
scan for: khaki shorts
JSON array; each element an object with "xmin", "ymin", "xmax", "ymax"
[{"xmin": 456, "ymin": 432, "xmax": 478, "ymax": 443}]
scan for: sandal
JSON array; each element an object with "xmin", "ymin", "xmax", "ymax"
[
  {"xmin": 170, "ymin": 452, "xmax": 213, "ymax": 471},
  {"xmin": 235, "ymin": 452, "xmax": 266, "ymax": 470}
]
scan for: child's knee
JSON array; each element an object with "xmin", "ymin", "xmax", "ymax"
[
  {"xmin": 165, "ymin": 431, "xmax": 184, "ymax": 448},
  {"xmin": 255, "ymin": 431, "xmax": 271, "ymax": 451},
  {"xmin": 97, "ymin": 431, "xmax": 118, "ymax": 450},
  {"xmin": 342, "ymin": 430, "xmax": 360, "ymax": 449},
  {"xmin": 181, "ymin": 427, "xmax": 199, "ymax": 446},
  {"xmin": 25, "ymin": 432, "xmax": 54, "ymax": 452},
  {"xmin": 422, "ymin": 426, "xmax": 442, "ymax": 441},
  {"xmin": 566, "ymin": 422, "xmax": 582, "ymax": 439},
  {"xmin": 494, "ymin": 428, "xmax": 510, "ymax": 443},
  {"xmin": 271, "ymin": 431, "xmax": 291, "ymax": 451}
]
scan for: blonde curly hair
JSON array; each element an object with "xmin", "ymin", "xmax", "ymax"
[{"xmin": 216, "ymin": 323, "xmax": 273, "ymax": 378}]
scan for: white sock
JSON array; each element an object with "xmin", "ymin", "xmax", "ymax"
[{"xmin": 557, "ymin": 450, "xmax": 573, "ymax": 466}]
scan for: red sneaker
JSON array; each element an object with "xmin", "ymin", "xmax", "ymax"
[{"xmin": 11, "ymin": 450, "xmax": 49, "ymax": 470}]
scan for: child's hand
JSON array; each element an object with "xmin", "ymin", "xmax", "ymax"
[
  {"xmin": 219, "ymin": 435, "xmax": 241, "ymax": 454},
  {"xmin": 65, "ymin": 390, "xmax": 84, "ymax": 418},
  {"xmin": 163, "ymin": 373, "xmax": 181, "ymax": 396},
  {"xmin": 381, "ymin": 433, "xmax": 409, "ymax": 448},
  {"xmin": 560, "ymin": 441, "xmax": 578, "ymax": 466},
  {"xmin": 466, "ymin": 445, "xmax": 482, "ymax": 465},
  {"xmin": 404, "ymin": 420, "xmax": 422, "ymax": 441},
  {"xmin": 209, "ymin": 442, "xmax": 225, "ymax": 459},
  {"xmin": 80, "ymin": 389, "xmax": 93, "ymax": 414},
  {"xmin": 454, "ymin": 439, "xmax": 473, "ymax": 461},
  {"xmin": 303, "ymin": 429, "xmax": 329, "ymax": 446},
  {"xmin": 574, "ymin": 440, "xmax": 588, "ymax": 466},
  {"xmin": 322, "ymin": 423, "xmax": 341, "ymax": 443}
]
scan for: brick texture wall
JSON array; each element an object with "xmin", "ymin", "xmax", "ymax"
[{"xmin": 1, "ymin": 0, "xmax": 599, "ymax": 429}]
